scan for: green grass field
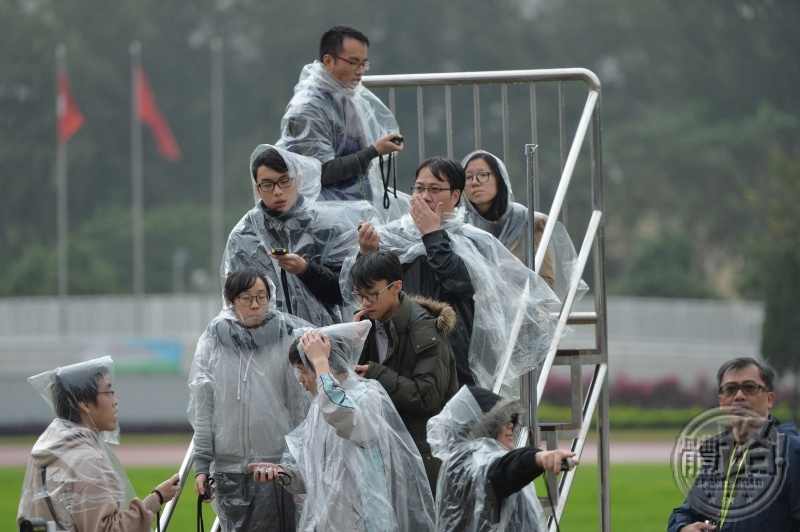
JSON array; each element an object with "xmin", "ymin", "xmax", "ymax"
[{"xmin": 4, "ymin": 462, "xmax": 685, "ymax": 531}]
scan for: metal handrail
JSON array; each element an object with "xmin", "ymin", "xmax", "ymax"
[
  {"xmin": 366, "ymin": 68, "xmax": 609, "ymax": 531},
  {"xmin": 159, "ymin": 439, "xmax": 221, "ymax": 531}
]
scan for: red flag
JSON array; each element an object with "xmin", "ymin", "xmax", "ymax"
[
  {"xmin": 136, "ymin": 65, "xmax": 181, "ymax": 162},
  {"xmin": 57, "ymin": 72, "xmax": 84, "ymax": 145}
]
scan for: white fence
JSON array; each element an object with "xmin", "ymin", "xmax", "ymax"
[{"xmin": 0, "ymin": 294, "xmax": 764, "ymax": 429}]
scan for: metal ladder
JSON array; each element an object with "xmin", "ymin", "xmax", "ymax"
[
  {"xmin": 362, "ymin": 68, "xmax": 610, "ymax": 531},
  {"xmin": 159, "ymin": 67, "xmax": 608, "ymax": 531}
]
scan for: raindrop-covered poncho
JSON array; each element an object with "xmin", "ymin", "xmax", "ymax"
[
  {"xmin": 223, "ymin": 144, "xmax": 380, "ymax": 326},
  {"xmin": 282, "ymin": 321, "xmax": 436, "ymax": 531},
  {"xmin": 277, "ymin": 61, "xmax": 411, "ymax": 221},
  {"xmin": 427, "ymin": 386, "xmax": 547, "ymax": 531},
  {"xmin": 341, "ymin": 210, "xmax": 565, "ymax": 392},
  {"xmin": 18, "ymin": 356, "xmax": 159, "ymax": 532},
  {"xmin": 188, "ymin": 278, "xmax": 312, "ymax": 531},
  {"xmin": 461, "ymin": 150, "xmax": 588, "ymax": 302}
]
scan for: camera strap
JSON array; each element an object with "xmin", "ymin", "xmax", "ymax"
[
  {"xmin": 269, "ymin": 471, "xmax": 293, "ymax": 531},
  {"xmin": 197, "ymin": 477, "xmax": 214, "ymax": 532},
  {"xmin": 39, "ymin": 468, "xmax": 67, "ymax": 531},
  {"xmin": 378, "ymin": 154, "xmax": 398, "ymax": 210}
]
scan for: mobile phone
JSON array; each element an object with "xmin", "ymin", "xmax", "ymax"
[{"xmin": 271, "ymin": 248, "xmax": 288, "ymax": 255}]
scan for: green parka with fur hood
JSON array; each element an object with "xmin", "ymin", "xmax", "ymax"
[{"xmin": 358, "ymin": 293, "xmax": 459, "ymax": 492}]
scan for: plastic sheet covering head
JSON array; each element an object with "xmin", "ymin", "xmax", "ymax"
[
  {"xmin": 277, "ymin": 61, "xmax": 411, "ymax": 221},
  {"xmin": 224, "ymin": 144, "xmax": 381, "ymax": 325},
  {"xmin": 426, "ymin": 386, "xmax": 547, "ymax": 531},
  {"xmin": 461, "ymin": 149, "xmax": 589, "ymax": 303},
  {"xmin": 340, "ymin": 209, "xmax": 568, "ymax": 393},
  {"xmin": 282, "ymin": 321, "xmax": 436, "ymax": 531},
  {"xmin": 18, "ymin": 356, "xmax": 140, "ymax": 529}
]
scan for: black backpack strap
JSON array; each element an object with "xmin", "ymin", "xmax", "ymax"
[{"xmin": 40, "ymin": 467, "xmax": 67, "ymax": 531}]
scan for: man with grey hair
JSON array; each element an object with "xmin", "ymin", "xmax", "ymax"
[{"xmin": 668, "ymin": 357, "xmax": 800, "ymax": 531}]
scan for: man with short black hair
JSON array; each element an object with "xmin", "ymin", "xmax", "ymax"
[
  {"xmin": 278, "ymin": 25, "xmax": 405, "ymax": 214},
  {"xmin": 351, "ymin": 249, "xmax": 459, "ymax": 493},
  {"xmin": 668, "ymin": 357, "xmax": 800, "ymax": 531},
  {"xmin": 356, "ymin": 157, "xmax": 477, "ymax": 386}
]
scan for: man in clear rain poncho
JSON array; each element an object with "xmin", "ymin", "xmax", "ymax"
[
  {"xmin": 188, "ymin": 268, "xmax": 313, "ymax": 531},
  {"xmin": 18, "ymin": 356, "xmax": 181, "ymax": 532},
  {"xmin": 277, "ymin": 25, "xmax": 410, "ymax": 221},
  {"xmin": 249, "ymin": 321, "xmax": 436, "ymax": 531},
  {"xmin": 427, "ymin": 386, "xmax": 578, "ymax": 531},
  {"xmin": 348, "ymin": 157, "xmax": 565, "ymax": 391},
  {"xmin": 222, "ymin": 144, "xmax": 379, "ymax": 326}
]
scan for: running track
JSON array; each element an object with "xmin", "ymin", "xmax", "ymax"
[{"xmin": 0, "ymin": 440, "xmax": 676, "ymax": 467}]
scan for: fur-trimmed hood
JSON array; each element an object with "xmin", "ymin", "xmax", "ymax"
[
  {"xmin": 407, "ymin": 294, "xmax": 457, "ymax": 335},
  {"xmin": 469, "ymin": 397, "xmax": 525, "ymax": 440}
]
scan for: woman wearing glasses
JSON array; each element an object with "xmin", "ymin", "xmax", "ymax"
[
  {"xmin": 461, "ymin": 150, "xmax": 590, "ymax": 301},
  {"xmin": 223, "ymin": 144, "xmax": 379, "ymax": 327},
  {"xmin": 461, "ymin": 150, "xmax": 555, "ymax": 290},
  {"xmin": 189, "ymin": 268, "xmax": 312, "ymax": 531}
]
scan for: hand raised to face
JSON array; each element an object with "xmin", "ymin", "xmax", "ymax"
[{"xmin": 409, "ymin": 194, "xmax": 442, "ymax": 235}]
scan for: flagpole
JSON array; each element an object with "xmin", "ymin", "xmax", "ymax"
[
  {"xmin": 55, "ymin": 44, "xmax": 69, "ymax": 335},
  {"xmin": 130, "ymin": 41, "xmax": 145, "ymax": 332},
  {"xmin": 210, "ymin": 37, "xmax": 225, "ymax": 291}
]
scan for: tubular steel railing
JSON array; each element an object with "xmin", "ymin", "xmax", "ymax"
[
  {"xmin": 160, "ymin": 67, "xmax": 608, "ymax": 531},
  {"xmin": 364, "ymin": 68, "xmax": 609, "ymax": 531}
]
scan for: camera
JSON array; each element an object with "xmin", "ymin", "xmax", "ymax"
[
  {"xmin": 201, "ymin": 477, "xmax": 215, "ymax": 501},
  {"xmin": 271, "ymin": 248, "xmax": 288, "ymax": 255},
  {"xmin": 19, "ymin": 518, "xmax": 51, "ymax": 532}
]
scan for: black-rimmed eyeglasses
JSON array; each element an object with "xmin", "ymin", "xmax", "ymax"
[
  {"xmin": 237, "ymin": 294, "xmax": 268, "ymax": 306},
  {"xmin": 334, "ymin": 55, "xmax": 371, "ymax": 71},
  {"xmin": 351, "ymin": 281, "xmax": 397, "ymax": 303},
  {"xmin": 465, "ymin": 171, "xmax": 493, "ymax": 184},
  {"xmin": 256, "ymin": 177, "xmax": 294, "ymax": 193}
]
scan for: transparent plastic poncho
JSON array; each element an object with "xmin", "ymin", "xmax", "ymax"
[
  {"xmin": 461, "ymin": 150, "xmax": 589, "ymax": 303},
  {"xmin": 18, "ymin": 356, "xmax": 154, "ymax": 531},
  {"xmin": 187, "ymin": 277, "xmax": 313, "ymax": 530},
  {"xmin": 223, "ymin": 144, "xmax": 381, "ymax": 326},
  {"xmin": 426, "ymin": 386, "xmax": 547, "ymax": 531},
  {"xmin": 277, "ymin": 61, "xmax": 411, "ymax": 222},
  {"xmin": 282, "ymin": 321, "xmax": 436, "ymax": 531},
  {"xmin": 340, "ymin": 211, "xmax": 567, "ymax": 392}
]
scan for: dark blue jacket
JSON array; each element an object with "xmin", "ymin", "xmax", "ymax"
[{"xmin": 668, "ymin": 417, "xmax": 800, "ymax": 531}]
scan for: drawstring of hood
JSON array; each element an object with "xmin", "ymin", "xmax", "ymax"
[{"xmin": 236, "ymin": 352, "xmax": 255, "ymax": 401}]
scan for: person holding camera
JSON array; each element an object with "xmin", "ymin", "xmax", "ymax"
[
  {"xmin": 277, "ymin": 25, "xmax": 408, "ymax": 219},
  {"xmin": 427, "ymin": 385, "xmax": 578, "ymax": 531},
  {"xmin": 189, "ymin": 268, "xmax": 313, "ymax": 531},
  {"xmin": 667, "ymin": 357, "xmax": 800, "ymax": 531},
  {"xmin": 17, "ymin": 356, "xmax": 181, "ymax": 532}
]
